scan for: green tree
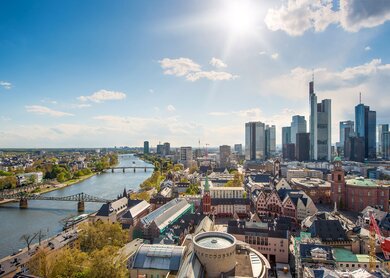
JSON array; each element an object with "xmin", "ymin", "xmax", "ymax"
[{"xmin": 89, "ymin": 246, "xmax": 128, "ymax": 278}]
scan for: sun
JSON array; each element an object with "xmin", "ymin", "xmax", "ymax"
[{"xmin": 220, "ymin": 1, "xmax": 259, "ymax": 35}]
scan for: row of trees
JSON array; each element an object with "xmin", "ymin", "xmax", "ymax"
[{"xmin": 28, "ymin": 222, "xmax": 129, "ymax": 278}]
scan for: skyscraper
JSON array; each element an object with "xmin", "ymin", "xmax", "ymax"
[
  {"xmin": 282, "ymin": 127, "xmax": 291, "ymax": 146},
  {"xmin": 355, "ymin": 103, "xmax": 376, "ymax": 159},
  {"xmin": 219, "ymin": 145, "xmax": 231, "ymax": 167},
  {"xmin": 143, "ymin": 141, "xmax": 150, "ymax": 154},
  {"xmin": 339, "ymin": 121, "xmax": 354, "ymax": 151},
  {"xmin": 245, "ymin": 121, "xmax": 265, "ymax": 161},
  {"xmin": 383, "ymin": 131, "xmax": 390, "ymax": 160},
  {"xmin": 180, "ymin": 146, "xmax": 193, "ymax": 168},
  {"xmin": 309, "ymin": 80, "xmax": 331, "ymax": 161},
  {"xmin": 265, "ymin": 125, "xmax": 276, "ymax": 159},
  {"xmin": 296, "ymin": 133, "xmax": 310, "ymax": 162},
  {"xmin": 378, "ymin": 124, "xmax": 389, "ymax": 157},
  {"xmin": 234, "ymin": 144, "xmax": 243, "ymax": 156},
  {"xmin": 163, "ymin": 142, "xmax": 170, "ymax": 156},
  {"xmin": 291, "ymin": 115, "xmax": 307, "ymax": 144}
]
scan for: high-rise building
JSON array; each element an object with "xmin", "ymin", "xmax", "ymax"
[
  {"xmin": 265, "ymin": 125, "xmax": 276, "ymax": 159},
  {"xmin": 282, "ymin": 127, "xmax": 291, "ymax": 146},
  {"xmin": 219, "ymin": 145, "xmax": 231, "ymax": 167},
  {"xmin": 339, "ymin": 121, "xmax": 354, "ymax": 153},
  {"xmin": 143, "ymin": 141, "xmax": 150, "ymax": 154},
  {"xmin": 282, "ymin": 126, "xmax": 292, "ymax": 160},
  {"xmin": 378, "ymin": 124, "xmax": 389, "ymax": 157},
  {"xmin": 355, "ymin": 103, "xmax": 376, "ymax": 159},
  {"xmin": 234, "ymin": 144, "xmax": 243, "ymax": 156},
  {"xmin": 245, "ymin": 122, "xmax": 266, "ymax": 161},
  {"xmin": 291, "ymin": 115, "xmax": 307, "ymax": 144},
  {"xmin": 344, "ymin": 136, "xmax": 365, "ymax": 163},
  {"xmin": 284, "ymin": 143, "xmax": 295, "ymax": 161},
  {"xmin": 295, "ymin": 133, "xmax": 310, "ymax": 162},
  {"xmin": 156, "ymin": 144, "xmax": 164, "ymax": 155},
  {"xmin": 383, "ymin": 131, "xmax": 390, "ymax": 160},
  {"xmin": 163, "ymin": 142, "xmax": 170, "ymax": 156},
  {"xmin": 180, "ymin": 146, "xmax": 193, "ymax": 168},
  {"xmin": 309, "ymin": 80, "xmax": 331, "ymax": 161}
]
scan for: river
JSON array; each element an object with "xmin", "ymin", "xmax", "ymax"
[{"xmin": 0, "ymin": 154, "xmax": 152, "ymax": 259}]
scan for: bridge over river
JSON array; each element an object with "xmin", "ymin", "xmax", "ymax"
[{"xmin": 0, "ymin": 192, "xmax": 112, "ymax": 211}]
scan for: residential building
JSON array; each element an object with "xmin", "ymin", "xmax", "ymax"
[
  {"xmin": 219, "ymin": 145, "xmax": 231, "ymax": 167},
  {"xmin": 180, "ymin": 146, "xmax": 193, "ymax": 168},
  {"xmin": 252, "ymin": 187, "xmax": 317, "ymax": 222},
  {"xmin": 234, "ymin": 144, "xmax": 243, "ymax": 156},
  {"xmin": 291, "ymin": 115, "xmax": 307, "ymax": 144},
  {"xmin": 309, "ymin": 80, "xmax": 332, "ymax": 161},
  {"xmin": 286, "ymin": 169, "xmax": 323, "ymax": 181},
  {"xmin": 143, "ymin": 141, "xmax": 149, "ymax": 154},
  {"xmin": 355, "ymin": 102, "xmax": 376, "ymax": 159},
  {"xmin": 163, "ymin": 142, "xmax": 171, "ymax": 156},
  {"xmin": 245, "ymin": 121, "xmax": 266, "ymax": 161},
  {"xmin": 227, "ymin": 220, "xmax": 289, "ymax": 263},
  {"xmin": 295, "ymin": 133, "xmax": 310, "ymax": 162}
]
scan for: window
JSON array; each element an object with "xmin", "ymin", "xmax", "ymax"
[{"xmin": 368, "ymin": 192, "xmax": 371, "ymax": 197}]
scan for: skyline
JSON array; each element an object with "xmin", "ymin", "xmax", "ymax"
[{"xmin": 1, "ymin": 0, "xmax": 390, "ymax": 148}]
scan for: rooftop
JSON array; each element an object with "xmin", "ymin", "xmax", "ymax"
[
  {"xmin": 333, "ymin": 248, "xmax": 377, "ymax": 263},
  {"xmin": 194, "ymin": 232, "xmax": 235, "ymax": 249},
  {"xmin": 346, "ymin": 177, "xmax": 386, "ymax": 187}
]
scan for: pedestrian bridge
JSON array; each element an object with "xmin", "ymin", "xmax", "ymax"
[
  {"xmin": 0, "ymin": 192, "xmax": 113, "ymax": 212},
  {"xmin": 107, "ymin": 166, "xmax": 154, "ymax": 173}
]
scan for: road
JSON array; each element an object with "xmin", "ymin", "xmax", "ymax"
[{"xmin": 0, "ymin": 228, "xmax": 78, "ymax": 277}]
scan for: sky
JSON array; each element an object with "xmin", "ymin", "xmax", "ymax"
[{"xmin": 1, "ymin": 0, "xmax": 390, "ymax": 148}]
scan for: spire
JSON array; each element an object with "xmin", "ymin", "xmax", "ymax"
[
  {"xmin": 204, "ymin": 174, "xmax": 210, "ymax": 192},
  {"xmin": 123, "ymin": 187, "xmax": 127, "ymax": 198},
  {"xmin": 359, "ymin": 92, "xmax": 362, "ymax": 104}
]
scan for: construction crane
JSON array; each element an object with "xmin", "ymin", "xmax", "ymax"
[{"xmin": 369, "ymin": 211, "xmax": 390, "ymax": 271}]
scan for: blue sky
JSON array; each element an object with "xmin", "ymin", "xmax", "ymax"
[{"xmin": 1, "ymin": 0, "xmax": 390, "ymax": 148}]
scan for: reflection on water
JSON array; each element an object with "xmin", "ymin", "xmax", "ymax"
[{"xmin": 0, "ymin": 154, "xmax": 152, "ymax": 258}]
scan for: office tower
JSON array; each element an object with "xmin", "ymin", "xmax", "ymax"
[
  {"xmin": 282, "ymin": 127, "xmax": 292, "ymax": 160},
  {"xmin": 378, "ymin": 124, "xmax": 389, "ymax": 157},
  {"xmin": 219, "ymin": 145, "xmax": 231, "ymax": 167},
  {"xmin": 163, "ymin": 142, "xmax": 170, "ymax": 156},
  {"xmin": 282, "ymin": 127, "xmax": 291, "ymax": 146},
  {"xmin": 345, "ymin": 136, "xmax": 365, "ymax": 162},
  {"xmin": 309, "ymin": 80, "xmax": 331, "ymax": 161},
  {"xmin": 234, "ymin": 144, "xmax": 243, "ymax": 155},
  {"xmin": 156, "ymin": 144, "xmax": 164, "ymax": 155},
  {"xmin": 284, "ymin": 143, "xmax": 296, "ymax": 161},
  {"xmin": 180, "ymin": 146, "xmax": 193, "ymax": 168},
  {"xmin": 265, "ymin": 125, "xmax": 276, "ymax": 159},
  {"xmin": 295, "ymin": 133, "xmax": 310, "ymax": 162},
  {"xmin": 245, "ymin": 121, "xmax": 265, "ymax": 161},
  {"xmin": 143, "ymin": 141, "xmax": 150, "ymax": 154},
  {"xmin": 291, "ymin": 115, "xmax": 307, "ymax": 144},
  {"xmin": 355, "ymin": 102, "xmax": 376, "ymax": 159},
  {"xmin": 383, "ymin": 131, "xmax": 390, "ymax": 160},
  {"xmin": 339, "ymin": 121, "xmax": 354, "ymax": 151}
]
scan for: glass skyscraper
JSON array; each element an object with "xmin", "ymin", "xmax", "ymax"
[
  {"xmin": 378, "ymin": 124, "xmax": 389, "ymax": 157},
  {"xmin": 291, "ymin": 115, "xmax": 307, "ymax": 144},
  {"xmin": 245, "ymin": 122, "xmax": 265, "ymax": 161},
  {"xmin": 355, "ymin": 103, "xmax": 376, "ymax": 159}
]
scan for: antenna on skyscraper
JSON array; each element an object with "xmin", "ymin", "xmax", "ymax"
[
  {"xmin": 359, "ymin": 92, "xmax": 362, "ymax": 104},
  {"xmin": 312, "ymin": 68, "xmax": 314, "ymax": 83}
]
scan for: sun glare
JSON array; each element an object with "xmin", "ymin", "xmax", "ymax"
[{"xmin": 221, "ymin": 1, "xmax": 258, "ymax": 35}]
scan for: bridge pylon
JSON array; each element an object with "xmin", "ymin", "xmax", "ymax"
[
  {"xmin": 133, "ymin": 168, "xmax": 136, "ymax": 173},
  {"xmin": 77, "ymin": 201, "xmax": 85, "ymax": 212},
  {"xmin": 19, "ymin": 198, "xmax": 28, "ymax": 209},
  {"xmin": 123, "ymin": 168, "xmax": 125, "ymax": 173}
]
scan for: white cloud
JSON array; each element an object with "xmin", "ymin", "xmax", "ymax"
[
  {"xmin": 271, "ymin": 53, "xmax": 279, "ymax": 60},
  {"xmin": 186, "ymin": 71, "xmax": 238, "ymax": 81},
  {"xmin": 159, "ymin": 58, "xmax": 201, "ymax": 76},
  {"xmin": 71, "ymin": 103, "xmax": 92, "ymax": 109},
  {"xmin": 0, "ymin": 81, "xmax": 12, "ymax": 90},
  {"xmin": 78, "ymin": 89, "xmax": 126, "ymax": 103},
  {"xmin": 259, "ymin": 51, "xmax": 267, "ymax": 55},
  {"xmin": 365, "ymin": 46, "xmax": 371, "ymax": 51},
  {"xmin": 209, "ymin": 57, "xmax": 227, "ymax": 68},
  {"xmin": 264, "ymin": 0, "xmax": 390, "ymax": 36},
  {"xmin": 25, "ymin": 105, "xmax": 74, "ymax": 117},
  {"xmin": 166, "ymin": 104, "xmax": 176, "ymax": 112},
  {"xmin": 159, "ymin": 57, "xmax": 238, "ymax": 81},
  {"xmin": 209, "ymin": 108, "xmax": 262, "ymax": 121},
  {"xmin": 149, "ymin": 89, "xmax": 154, "ymax": 94}
]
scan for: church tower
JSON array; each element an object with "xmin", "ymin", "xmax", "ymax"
[
  {"xmin": 331, "ymin": 157, "xmax": 346, "ymax": 209},
  {"xmin": 202, "ymin": 175, "xmax": 211, "ymax": 215}
]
